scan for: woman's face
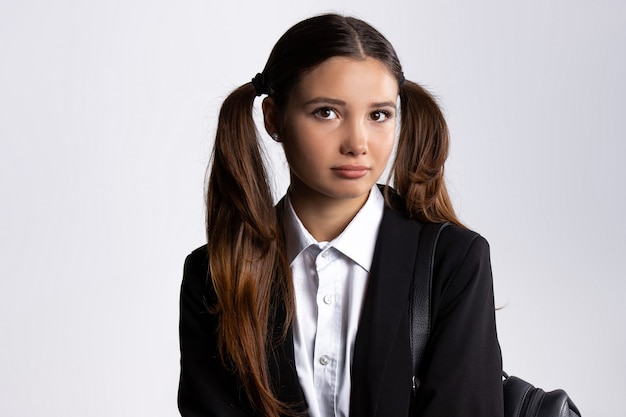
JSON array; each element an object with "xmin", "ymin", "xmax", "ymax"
[{"xmin": 266, "ymin": 56, "xmax": 398, "ymax": 208}]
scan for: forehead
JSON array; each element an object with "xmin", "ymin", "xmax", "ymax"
[{"xmin": 291, "ymin": 56, "xmax": 399, "ymax": 103}]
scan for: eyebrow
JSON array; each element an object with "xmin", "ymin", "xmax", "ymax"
[{"xmin": 304, "ymin": 97, "xmax": 396, "ymax": 108}]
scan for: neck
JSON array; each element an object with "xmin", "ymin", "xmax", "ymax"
[{"xmin": 288, "ymin": 189, "xmax": 370, "ymax": 242}]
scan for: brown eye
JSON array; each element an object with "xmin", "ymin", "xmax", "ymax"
[
  {"xmin": 370, "ymin": 110, "xmax": 392, "ymax": 122},
  {"xmin": 314, "ymin": 107, "xmax": 338, "ymax": 119}
]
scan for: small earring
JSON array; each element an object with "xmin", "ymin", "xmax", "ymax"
[{"xmin": 271, "ymin": 133, "xmax": 280, "ymax": 142}]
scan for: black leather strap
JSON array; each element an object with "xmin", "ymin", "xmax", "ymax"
[{"xmin": 409, "ymin": 221, "xmax": 450, "ymax": 394}]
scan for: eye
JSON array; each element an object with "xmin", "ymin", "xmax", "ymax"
[
  {"xmin": 369, "ymin": 110, "xmax": 393, "ymax": 122},
  {"xmin": 313, "ymin": 107, "xmax": 338, "ymax": 120}
]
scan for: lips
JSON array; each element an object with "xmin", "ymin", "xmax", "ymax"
[{"xmin": 331, "ymin": 165, "xmax": 370, "ymax": 179}]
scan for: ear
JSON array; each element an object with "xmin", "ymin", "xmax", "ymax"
[{"xmin": 262, "ymin": 97, "xmax": 282, "ymax": 142}]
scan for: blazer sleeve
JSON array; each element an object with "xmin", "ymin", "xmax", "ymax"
[
  {"xmin": 177, "ymin": 246, "xmax": 253, "ymax": 417},
  {"xmin": 412, "ymin": 225, "xmax": 504, "ymax": 417}
]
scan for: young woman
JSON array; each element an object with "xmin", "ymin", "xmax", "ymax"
[{"xmin": 178, "ymin": 14, "xmax": 503, "ymax": 417}]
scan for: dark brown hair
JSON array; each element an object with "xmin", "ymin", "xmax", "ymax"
[{"xmin": 206, "ymin": 14, "xmax": 460, "ymax": 417}]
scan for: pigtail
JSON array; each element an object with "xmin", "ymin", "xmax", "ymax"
[
  {"xmin": 206, "ymin": 83, "xmax": 295, "ymax": 417},
  {"xmin": 393, "ymin": 80, "xmax": 463, "ymax": 226}
]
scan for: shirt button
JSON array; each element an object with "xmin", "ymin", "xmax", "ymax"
[
  {"xmin": 319, "ymin": 355, "xmax": 331, "ymax": 366},
  {"xmin": 323, "ymin": 294, "xmax": 333, "ymax": 305},
  {"xmin": 321, "ymin": 250, "xmax": 329, "ymax": 258}
]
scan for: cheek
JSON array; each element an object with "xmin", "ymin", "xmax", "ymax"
[
  {"xmin": 285, "ymin": 144, "xmax": 327, "ymax": 171},
  {"xmin": 281, "ymin": 121, "xmax": 328, "ymax": 162},
  {"xmin": 280, "ymin": 136, "xmax": 321, "ymax": 174},
  {"xmin": 373, "ymin": 130, "xmax": 396, "ymax": 162}
]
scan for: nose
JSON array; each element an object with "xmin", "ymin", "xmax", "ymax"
[{"xmin": 340, "ymin": 119, "xmax": 368, "ymax": 155}]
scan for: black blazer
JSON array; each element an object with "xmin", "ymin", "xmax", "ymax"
[{"xmin": 178, "ymin": 199, "xmax": 504, "ymax": 417}]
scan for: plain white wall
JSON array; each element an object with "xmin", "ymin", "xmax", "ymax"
[{"xmin": 1, "ymin": 0, "xmax": 624, "ymax": 415}]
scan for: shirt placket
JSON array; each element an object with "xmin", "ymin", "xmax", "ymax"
[{"xmin": 313, "ymin": 245, "xmax": 340, "ymax": 417}]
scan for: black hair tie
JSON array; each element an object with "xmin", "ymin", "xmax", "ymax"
[
  {"xmin": 251, "ymin": 73, "xmax": 270, "ymax": 96},
  {"xmin": 399, "ymin": 72, "xmax": 406, "ymax": 87}
]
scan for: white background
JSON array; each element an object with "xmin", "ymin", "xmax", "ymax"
[{"xmin": 1, "ymin": 1, "xmax": 624, "ymax": 415}]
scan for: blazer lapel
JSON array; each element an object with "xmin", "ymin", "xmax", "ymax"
[{"xmin": 350, "ymin": 204, "xmax": 423, "ymax": 417}]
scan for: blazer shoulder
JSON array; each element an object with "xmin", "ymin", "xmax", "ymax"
[
  {"xmin": 186, "ymin": 244, "xmax": 208, "ymax": 265},
  {"xmin": 183, "ymin": 244, "xmax": 209, "ymax": 282},
  {"xmin": 180, "ymin": 244, "xmax": 216, "ymax": 309},
  {"xmin": 430, "ymin": 224, "xmax": 494, "ymax": 319},
  {"xmin": 436, "ymin": 223, "xmax": 490, "ymax": 263}
]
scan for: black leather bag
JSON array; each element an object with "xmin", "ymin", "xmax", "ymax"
[
  {"xmin": 502, "ymin": 373, "xmax": 581, "ymax": 417},
  {"xmin": 410, "ymin": 222, "xmax": 581, "ymax": 417}
]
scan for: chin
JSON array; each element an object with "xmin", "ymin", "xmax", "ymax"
[{"xmin": 323, "ymin": 183, "xmax": 374, "ymax": 200}]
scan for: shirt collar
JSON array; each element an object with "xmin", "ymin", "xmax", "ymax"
[{"xmin": 283, "ymin": 186, "xmax": 385, "ymax": 272}]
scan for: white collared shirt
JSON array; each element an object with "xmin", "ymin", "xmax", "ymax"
[{"xmin": 283, "ymin": 186, "xmax": 385, "ymax": 417}]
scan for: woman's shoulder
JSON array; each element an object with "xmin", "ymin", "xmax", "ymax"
[
  {"xmin": 433, "ymin": 222, "xmax": 491, "ymax": 275},
  {"xmin": 430, "ymin": 223, "xmax": 493, "ymax": 310},
  {"xmin": 381, "ymin": 185, "xmax": 491, "ymax": 269},
  {"xmin": 186, "ymin": 244, "xmax": 209, "ymax": 264},
  {"xmin": 183, "ymin": 244, "xmax": 209, "ymax": 279},
  {"xmin": 437, "ymin": 223, "xmax": 489, "ymax": 258},
  {"xmin": 381, "ymin": 185, "xmax": 487, "ymax": 248},
  {"xmin": 180, "ymin": 244, "xmax": 216, "ymax": 307}
]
